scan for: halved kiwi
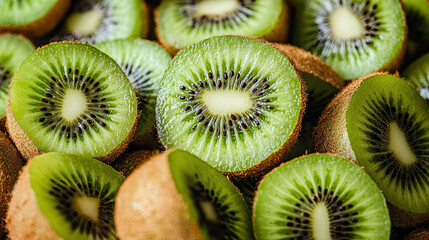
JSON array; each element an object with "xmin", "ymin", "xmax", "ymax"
[
  {"xmin": 402, "ymin": 52, "xmax": 429, "ymax": 102},
  {"xmin": 114, "ymin": 149, "xmax": 253, "ymax": 239},
  {"xmin": 155, "ymin": 0, "xmax": 289, "ymax": 54},
  {"xmin": 6, "ymin": 41, "xmax": 138, "ymax": 163},
  {"xmin": 155, "ymin": 35, "xmax": 305, "ymax": 179},
  {"xmin": 292, "ymin": 0, "xmax": 407, "ymax": 80},
  {"xmin": 6, "ymin": 152, "xmax": 125, "ymax": 239},
  {"xmin": 253, "ymin": 153, "xmax": 390, "ymax": 239}
]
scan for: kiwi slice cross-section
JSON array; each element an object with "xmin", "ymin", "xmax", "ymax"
[
  {"xmin": 6, "ymin": 152, "xmax": 125, "ymax": 239},
  {"xmin": 292, "ymin": 0, "xmax": 406, "ymax": 80},
  {"xmin": 402, "ymin": 52, "xmax": 429, "ymax": 102},
  {"xmin": 155, "ymin": 0, "xmax": 289, "ymax": 54},
  {"xmin": 95, "ymin": 39, "xmax": 172, "ymax": 149},
  {"xmin": 6, "ymin": 41, "xmax": 138, "ymax": 163},
  {"xmin": 156, "ymin": 35, "xmax": 305, "ymax": 178},
  {"xmin": 253, "ymin": 153, "xmax": 390, "ymax": 239},
  {"xmin": 115, "ymin": 149, "xmax": 253, "ymax": 239}
]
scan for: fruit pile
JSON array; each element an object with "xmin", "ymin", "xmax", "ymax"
[{"xmin": 0, "ymin": 0, "xmax": 428, "ymax": 239}]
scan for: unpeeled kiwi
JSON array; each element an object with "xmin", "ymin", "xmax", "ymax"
[{"xmin": 110, "ymin": 149, "xmax": 159, "ymax": 177}]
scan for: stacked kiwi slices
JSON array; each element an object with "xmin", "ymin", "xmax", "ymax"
[
  {"xmin": 156, "ymin": 35, "xmax": 305, "ymax": 178},
  {"xmin": 402, "ymin": 52, "xmax": 429, "ymax": 102},
  {"xmin": 292, "ymin": 0, "xmax": 406, "ymax": 80},
  {"xmin": 6, "ymin": 41, "xmax": 138, "ymax": 162},
  {"xmin": 6, "ymin": 152, "xmax": 125, "ymax": 239},
  {"xmin": 253, "ymin": 153, "xmax": 390, "ymax": 239},
  {"xmin": 115, "ymin": 150, "xmax": 253, "ymax": 239}
]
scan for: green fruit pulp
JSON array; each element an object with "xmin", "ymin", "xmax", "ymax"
[
  {"xmin": 403, "ymin": 52, "xmax": 429, "ymax": 101},
  {"xmin": 0, "ymin": 0, "xmax": 58, "ymax": 26}
]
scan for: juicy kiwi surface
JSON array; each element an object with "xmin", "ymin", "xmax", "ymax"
[
  {"xmin": 292, "ymin": 0, "xmax": 406, "ymax": 80},
  {"xmin": 402, "ymin": 52, "xmax": 429, "ymax": 102},
  {"xmin": 114, "ymin": 150, "xmax": 253, "ymax": 239},
  {"xmin": 156, "ymin": 35, "xmax": 304, "ymax": 176},
  {"xmin": 0, "ymin": 34, "xmax": 34, "ymax": 118},
  {"xmin": 7, "ymin": 152, "xmax": 125, "ymax": 239},
  {"xmin": 155, "ymin": 0, "xmax": 288, "ymax": 53},
  {"xmin": 7, "ymin": 41, "xmax": 138, "ymax": 162},
  {"xmin": 253, "ymin": 153, "xmax": 390, "ymax": 239}
]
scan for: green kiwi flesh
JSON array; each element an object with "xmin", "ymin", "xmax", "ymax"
[
  {"xmin": 402, "ymin": 52, "xmax": 429, "ymax": 102},
  {"xmin": 7, "ymin": 41, "xmax": 138, "ymax": 160},
  {"xmin": 253, "ymin": 153, "xmax": 390, "ymax": 239},
  {"xmin": 0, "ymin": 34, "xmax": 34, "ymax": 118},
  {"xmin": 156, "ymin": 35, "xmax": 304, "ymax": 174},
  {"xmin": 292, "ymin": 0, "xmax": 406, "ymax": 80}
]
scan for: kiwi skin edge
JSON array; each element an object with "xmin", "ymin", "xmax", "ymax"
[{"xmin": 0, "ymin": 0, "xmax": 71, "ymax": 39}]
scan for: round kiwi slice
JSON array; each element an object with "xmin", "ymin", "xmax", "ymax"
[
  {"xmin": 0, "ymin": 0, "xmax": 71, "ymax": 38},
  {"xmin": 155, "ymin": 35, "xmax": 305, "ymax": 178},
  {"xmin": 95, "ymin": 39, "xmax": 172, "ymax": 149},
  {"xmin": 402, "ymin": 52, "xmax": 429, "ymax": 102},
  {"xmin": 52, "ymin": 0, "xmax": 148, "ymax": 44},
  {"xmin": 155, "ymin": 0, "xmax": 289, "ymax": 54},
  {"xmin": 6, "ymin": 152, "xmax": 125, "ymax": 239},
  {"xmin": 292, "ymin": 0, "xmax": 407, "ymax": 80},
  {"xmin": 115, "ymin": 149, "xmax": 253, "ymax": 239},
  {"xmin": 0, "ymin": 34, "xmax": 34, "ymax": 119},
  {"xmin": 6, "ymin": 41, "xmax": 138, "ymax": 163},
  {"xmin": 253, "ymin": 153, "xmax": 390, "ymax": 239}
]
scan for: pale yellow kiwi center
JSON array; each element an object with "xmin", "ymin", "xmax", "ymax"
[
  {"xmin": 66, "ymin": 9, "xmax": 103, "ymax": 35},
  {"xmin": 61, "ymin": 89, "xmax": 87, "ymax": 121},
  {"xmin": 201, "ymin": 90, "xmax": 252, "ymax": 117},
  {"xmin": 195, "ymin": 0, "xmax": 239, "ymax": 16},
  {"xmin": 73, "ymin": 196, "xmax": 100, "ymax": 222},
  {"xmin": 312, "ymin": 202, "xmax": 332, "ymax": 240},
  {"xmin": 199, "ymin": 200, "xmax": 218, "ymax": 222},
  {"xmin": 388, "ymin": 122, "xmax": 417, "ymax": 165},
  {"xmin": 329, "ymin": 6, "xmax": 364, "ymax": 40}
]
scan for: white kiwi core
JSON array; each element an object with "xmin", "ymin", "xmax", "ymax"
[
  {"xmin": 388, "ymin": 121, "xmax": 417, "ymax": 165},
  {"xmin": 73, "ymin": 196, "xmax": 100, "ymax": 222},
  {"xmin": 61, "ymin": 89, "xmax": 88, "ymax": 121},
  {"xmin": 199, "ymin": 200, "xmax": 218, "ymax": 222},
  {"xmin": 202, "ymin": 90, "xmax": 253, "ymax": 117},
  {"xmin": 195, "ymin": 0, "xmax": 239, "ymax": 16},
  {"xmin": 328, "ymin": 6, "xmax": 364, "ymax": 40},
  {"xmin": 312, "ymin": 202, "xmax": 332, "ymax": 240},
  {"xmin": 66, "ymin": 9, "xmax": 103, "ymax": 35}
]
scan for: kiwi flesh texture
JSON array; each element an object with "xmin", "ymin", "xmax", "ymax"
[
  {"xmin": 253, "ymin": 153, "xmax": 390, "ymax": 239},
  {"xmin": 156, "ymin": 35, "xmax": 305, "ymax": 178},
  {"xmin": 6, "ymin": 41, "xmax": 138, "ymax": 162},
  {"xmin": 155, "ymin": 0, "xmax": 289, "ymax": 54},
  {"xmin": 95, "ymin": 39, "xmax": 172, "ymax": 149},
  {"xmin": 6, "ymin": 152, "xmax": 125, "ymax": 239},
  {"xmin": 114, "ymin": 149, "xmax": 253, "ymax": 239},
  {"xmin": 402, "ymin": 52, "xmax": 429, "ymax": 102},
  {"xmin": 292, "ymin": 0, "xmax": 406, "ymax": 80}
]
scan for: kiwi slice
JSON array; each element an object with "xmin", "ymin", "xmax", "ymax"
[
  {"xmin": 115, "ymin": 149, "xmax": 253, "ymax": 239},
  {"xmin": 402, "ymin": 52, "xmax": 429, "ymax": 102},
  {"xmin": 6, "ymin": 41, "xmax": 138, "ymax": 162},
  {"xmin": 52, "ymin": 0, "xmax": 148, "ymax": 44},
  {"xmin": 0, "ymin": 0, "xmax": 71, "ymax": 38},
  {"xmin": 292, "ymin": 0, "xmax": 406, "ymax": 80},
  {"xmin": 6, "ymin": 152, "xmax": 124, "ymax": 239},
  {"xmin": 95, "ymin": 39, "xmax": 172, "ymax": 149},
  {"xmin": 155, "ymin": 0, "xmax": 289, "ymax": 54},
  {"xmin": 0, "ymin": 34, "xmax": 34, "ymax": 119},
  {"xmin": 155, "ymin": 35, "xmax": 305, "ymax": 178},
  {"xmin": 110, "ymin": 149, "xmax": 159, "ymax": 177},
  {"xmin": 253, "ymin": 153, "xmax": 390, "ymax": 239}
]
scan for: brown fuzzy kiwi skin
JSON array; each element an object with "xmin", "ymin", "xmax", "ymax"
[
  {"xmin": 407, "ymin": 227, "xmax": 429, "ymax": 240},
  {"xmin": 389, "ymin": 203, "xmax": 429, "ymax": 228},
  {"xmin": 110, "ymin": 149, "xmax": 159, "ymax": 177},
  {"xmin": 0, "ymin": 0, "xmax": 71, "ymax": 39},
  {"xmin": 6, "ymin": 163, "xmax": 62, "ymax": 240},
  {"xmin": 0, "ymin": 116, "xmax": 5, "ymax": 132},
  {"xmin": 129, "ymin": 127, "xmax": 161, "ymax": 150},
  {"xmin": 114, "ymin": 150, "xmax": 203, "ymax": 240}
]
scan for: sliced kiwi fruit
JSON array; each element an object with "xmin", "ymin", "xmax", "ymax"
[
  {"xmin": 6, "ymin": 41, "xmax": 138, "ymax": 163},
  {"xmin": 95, "ymin": 39, "xmax": 172, "ymax": 149},
  {"xmin": 115, "ymin": 149, "xmax": 253, "ymax": 239},
  {"xmin": 253, "ymin": 153, "xmax": 390, "ymax": 239},
  {"xmin": 0, "ymin": 0, "xmax": 71, "ymax": 38},
  {"xmin": 0, "ymin": 131, "xmax": 22, "ymax": 238},
  {"xmin": 6, "ymin": 152, "xmax": 125, "ymax": 239},
  {"xmin": 155, "ymin": 35, "xmax": 305, "ymax": 178},
  {"xmin": 402, "ymin": 52, "xmax": 429, "ymax": 102},
  {"xmin": 52, "ymin": 0, "xmax": 148, "ymax": 44},
  {"xmin": 155, "ymin": 0, "xmax": 289, "ymax": 54},
  {"xmin": 292, "ymin": 0, "xmax": 407, "ymax": 80},
  {"xmin": 110, "ymin": 149, "xmax": 159, "ymax": 177},
  {"xmin": 313, "ymin": 73, "xmax": 429, "ymax": 227}
]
